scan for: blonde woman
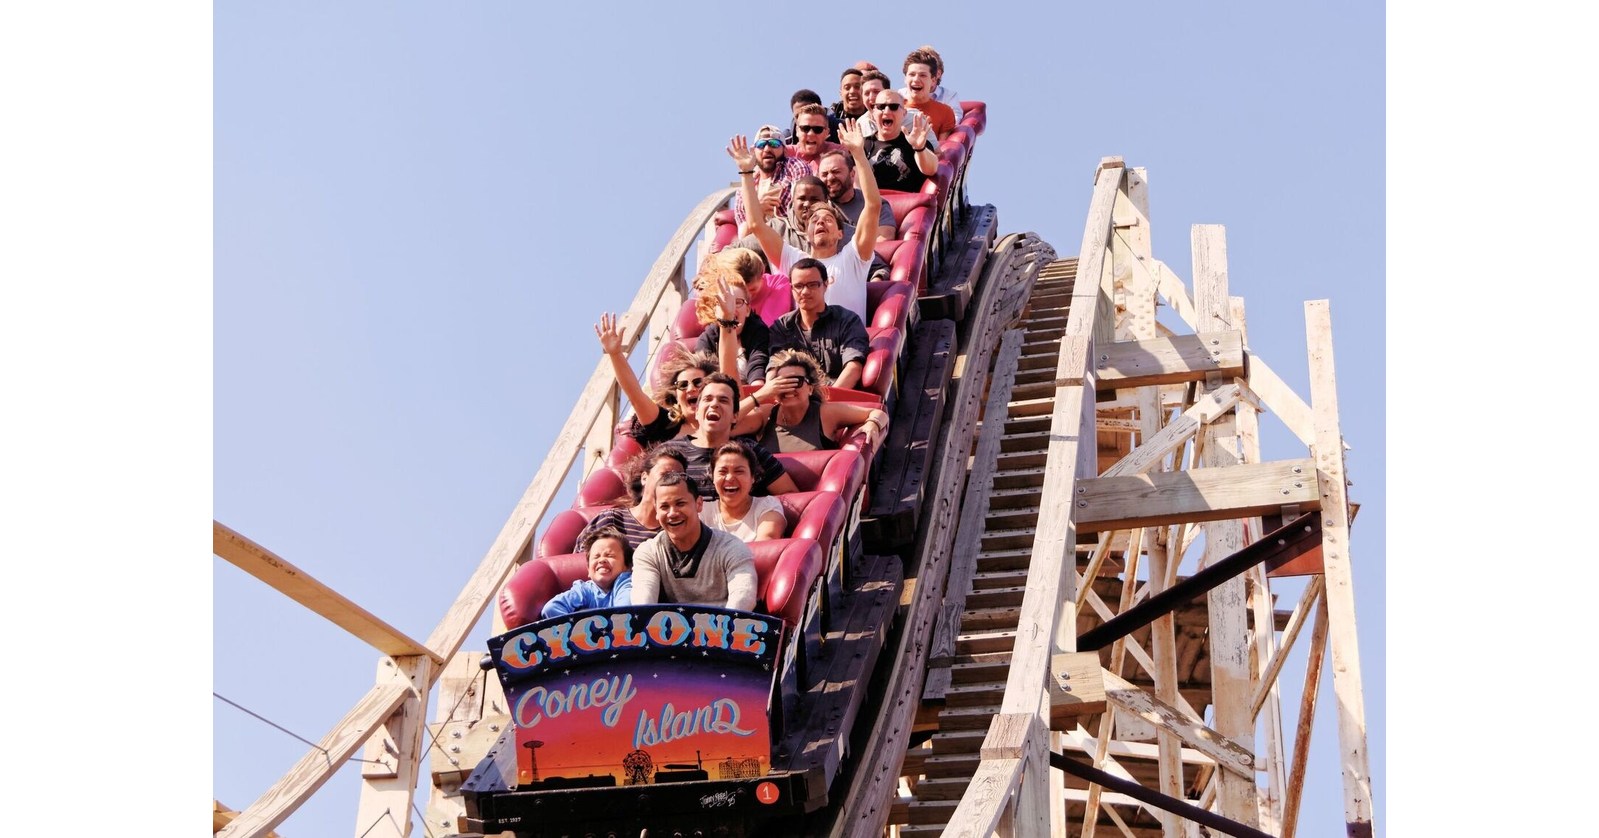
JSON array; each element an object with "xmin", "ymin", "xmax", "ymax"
[{"xmin": 692, "ymin": 268, "xmax": 771, "ymax": 385}]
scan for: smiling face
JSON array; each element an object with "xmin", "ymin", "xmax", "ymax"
[
  {"xmin": 694, "ymin": 381, "xmax": 738, "ymax": 437},
  {"xmin": 903, "ymin": 62, "xmax": 934, "ymax": 104},
  {"xmin": 775, "ymin": 363, "xmax": 813, "ymax": 406},
  {"xmin": 585, "ymin": 536, "xmax": 628, "ymax": 590},
  {"xmin": 673, "ymin": 367, "xmax": 708, "ymax": 416},
  {"xmin": 712, "ymin": 450, "xmax": 756, "ymax": 507},
  {"xmin": 653, "ymin": 481, "xmax": 703, "ymax": 542},
  {"xmin": 754, "ymin": 129, "xmax": 785, "ymax": 173},
  {"xmin": 840, "ymin": 72, "xmax": 864, "ymax": 115}
]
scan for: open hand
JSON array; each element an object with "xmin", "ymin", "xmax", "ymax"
[
  {"xmin": 904, "ymin": 112, "xmax": 929, "ymax": 151},
  {"xmin": 725, "ymin": 135, "xmax": 756, "ymax": 173},
  {"xmin": 714, "ymin": 274, "xmax": 741, "ymax": 325},
  {"xmin": 594, "ymin": 312, "xmax": 624, "ymax": 356},
  {"xmin": 837, "ymin": 118, "xmax": 864, "ymax": 153}
]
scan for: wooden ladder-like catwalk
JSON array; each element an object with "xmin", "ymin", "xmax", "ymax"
[
  {"xmin": 890, "ymin": 251, "xmax": 1305, "ymax": 837},
  {"xmin": 878, "ymin": 164, "xmax": 1369, "ymax": 838},
  {"xmin": 891, "ymin": 258, "xmax": 1081, "ymax": 837}
]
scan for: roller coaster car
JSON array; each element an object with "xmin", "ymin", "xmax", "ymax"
[{"xmin": 462, "ymin": 100, "xmax": 989, "ymax": 838}]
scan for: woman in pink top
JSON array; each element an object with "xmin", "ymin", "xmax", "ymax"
[{"xmin": 716, "ymin": 246, "xmax": 792, "ymax": 326}]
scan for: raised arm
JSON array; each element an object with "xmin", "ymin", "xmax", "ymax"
[
  {"xmin": 596, "ymin": 312, "xmax": 659, "ymax": 425},
  {"xmin": 905, "ymin": 112, "xmax": 939, "ymax": 176},
  {"xmin": 710, "ymin": 274, "xmax": 743, "ymax": 379},
  {"xmin": 838, "ymin": 119, "xmax": 880, "ymax": 261},
  {"xmin": 727, "ymin": 135, "xmax": 784, "ymax": 268}
]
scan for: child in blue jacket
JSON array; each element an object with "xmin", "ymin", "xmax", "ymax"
[{"xmin": 540, "ymin": 526, "xmax": 634, "ymax": 619}]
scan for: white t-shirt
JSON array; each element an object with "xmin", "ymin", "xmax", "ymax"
[
  {"xmin": 781, "ymin": 243, "xmax": 871, "ymax": 324},
  {"xmin": 700, "ymin": 494, "xmax": 787, "ymax": 543}
]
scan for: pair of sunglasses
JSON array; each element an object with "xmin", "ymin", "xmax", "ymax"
[
  {"xmin": 796, "ymin": 125, "xmax": 826, "ymax": 135},
  {"xmin": 753, "ymin": 138, "xmax": 783, "ymax": 150},
  {"xmin": 874, "ymin": 103, "xmax": 903, "ymax": 112},
  {"xmin": 671, "ymin": 376, "xmax": 705, "ymax": 391}
]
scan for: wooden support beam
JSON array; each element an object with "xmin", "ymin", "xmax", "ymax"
[
  {"xmin": 1242, "ymin": 351, "xmax": 1315, "ymax": 448},
  {"xmin": 1092, "ymin": 331, "xmax": 1246, "ymax": 391},
  {"xmin": 1098, "ymin": 383, "xmax": 1244, "ymax": 478},
  {"xmin": 943, "ymin": 757, "xmax": 1024, "ymax": 837},
  {"xmin": 1077, "ymin": 512, "xmax": 1322, "ymax": 652},
  {"xmin": 1075, "ymin": 459, "xmax": 1319, "ymax": 531},
  {"xmin": 1305, "ymin": 299, "xmax": 1376, "ymax": 837},
  {"xmin": 1191, "ymin": 223, "xmax": 1259, "ymax": 830},
  {"xmin": 1251, "ymin": 576, "xmax": 1325, "ymax": 722},
  {"xmin": 1282, "ymin": 585, "xmax": 1330, "ymax": 838},
  {"xmin": 214, "ymin": 521, "xmax": 441, "ymax": 664},
  {"xmin": 1050, "ymin": 753, "xmax": 1275, "ymax": 838},
  {"xmin": 216, "ymin": 676, "xmax": 413, "ymax": 837},
  {"xmin": 1103, "ymin": 672, "xmax": 1255, "ymax": 780},
  {"xmin": 1148, "ymin": 258, "xmax": 1199, "ymax": 331},
  {"xmin": 1050, "ymin": 652, "xmax": 1109, "ymax": 719},
  {"xmin": 354, "ymin": 655, "xmax": 434, "ymax": 837},
  {"xmin": 213, "ymin": 801, "xmax": 281, "ymax": 837}
]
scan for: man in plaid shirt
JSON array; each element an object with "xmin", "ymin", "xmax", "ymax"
[{"xmin": 730, "ymin": 123, "xmax": 811, "ymax": 228}]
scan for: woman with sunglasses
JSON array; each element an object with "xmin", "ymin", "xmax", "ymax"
[
  {"xmin": 597, "ymin": 316, "xmax": 720, "ymax": 447},
  {"xmin": 753, "ymin": 348, "xmax": 889, "ymax": 454}
]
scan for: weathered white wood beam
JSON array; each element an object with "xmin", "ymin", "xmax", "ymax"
[
  {"xmin": 1192, "ymin": 223, "xmax": 1259, "ymax": 830},
  {"xmin": 1252, "ymin": 576, "xmax": 1325, "ymax": 721},
  {"xmin": 217, "ymin": 674, "xmax": 413, "ymax": 837},
  {"xmin": 354, "ymin": 655, "xmax": 434, "ymax": 838},
  {"xmin": 1103, "ymin": 672, "xmax": 1255, "ymax": 780},
  {"xmin": 1098, "ymin": 383, "xmax": 1245, "ymax": 479},
  {"xmin": 1075, "ymin": 458, "xmax": 1320, "ymax": 531},
  {"xmin": 1282, "ymin": 585, "xmax": 1330, "ymax": 838},
  {"xmin": 1305, "ymin": 299, "xmax": 1376, "ymax": 836},
  {"xmin": 214, "ymin": 521, "xmax": 440, "ymax": 664},
  {"xmin": 1093, "ymin": 331, "xmax": 1246, "ymax": 391},
  {"xmin": 1234, "ymin": 295, "xmax": 1284, "ymax": 834},
  {"xmin": 1242, "ymin": 351, "xmax": 1316, "ymax": 448}
]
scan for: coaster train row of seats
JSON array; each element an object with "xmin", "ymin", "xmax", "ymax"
[{"xmin": 497, "ymin": 101, "xmax": 990, "ymax": 653}]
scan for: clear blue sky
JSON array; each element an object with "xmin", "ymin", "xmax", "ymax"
[{"xmin": 205, "ymin": 3, "xmax": 1387, "ymax": 834}]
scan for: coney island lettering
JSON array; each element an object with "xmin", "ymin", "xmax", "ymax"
[
  {"xmin": 634, "ymin": 698, "xmax": 757, "ymax": 749},
  {"xmin": 514, "ymin": 674, "xmax": 639, "ymax": 730},
  {"xmin": 500, "ymin": 609, "xmax": 772, "ymax": 672}
]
